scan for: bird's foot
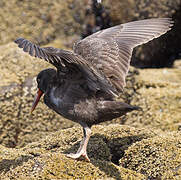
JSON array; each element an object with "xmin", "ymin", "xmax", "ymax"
[{"xmin": 65, "ymin": 152, "xmax": 90, "ymax": 162}]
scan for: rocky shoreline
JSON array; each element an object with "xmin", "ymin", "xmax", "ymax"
[{"xmin": 0, "ymin": 0, "xmax": 181, "ymax": 178}]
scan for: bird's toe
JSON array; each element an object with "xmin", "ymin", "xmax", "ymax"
[{"xmin": 65, "ymin": 152, "xmax": 90, "ymax": 162}]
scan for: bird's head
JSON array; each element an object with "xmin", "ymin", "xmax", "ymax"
[{"xmin": 31, "ymin": 68, "xmax": 56, "ymax": 113}]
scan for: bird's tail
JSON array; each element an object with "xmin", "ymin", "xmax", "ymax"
[
  {"xmin": 97, "ymin": 101, "xmax": 141, "ymax": 123},
  {"xmin": 124, "ymin": 104, "xmax": 142, "ymax": 111}
]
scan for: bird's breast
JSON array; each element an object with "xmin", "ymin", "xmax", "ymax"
[{"xmin": 46, "ymin": 87, "xmax": 63, "ymax": 107}]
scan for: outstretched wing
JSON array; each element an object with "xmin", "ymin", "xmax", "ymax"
[
  {"xmin": 14, "ymin": 38, "xmax": 117, "ymax": 96},
  {"xmin": 74, "ymin": 18, "xmax": 173, "ymax": 93},
  {"xmin": 15, "ymin": 37, "xmax": 90, "ymax": 68}
]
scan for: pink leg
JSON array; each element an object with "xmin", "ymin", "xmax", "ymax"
[{"xmin": 66, "ymin": 126, "xmax": 91, "ymax": 162}]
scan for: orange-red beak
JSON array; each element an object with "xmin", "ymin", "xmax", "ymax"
[{"xmin": 31, "ymin": 89, "xmax": 44, "ymax": 114}]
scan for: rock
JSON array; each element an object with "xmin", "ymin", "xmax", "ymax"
[
  {"xmin": 0, "ymin": 0, "xmax": 180, "ymax": 68},
  {"xmin": 1, "ymin": 124, "xmax": 181, "ymax": 179},
  {"xmin": 103, "ymin": 61, "xmax": 181, "ymax": 132},
  {"xmin": 174, "ymin": 59, "xmax": 181, "ymax": 69},
  {"xmin": 125, "ymin": 63, "xmax": 181, "ymax": 132},
  {"xmin": 104, "ymin": 0, "xmax": 180, "ymax": 25},
  {"xmin": 120, "ymin": 131, "xmax": 181, "ymax": 179},
  {"xmin": 0, "ymin": 0, "xmax": 85, "ymax": 45},
  {"xmin": 0, "ymin": 124, "xmax": 153, "ymax": 179}
]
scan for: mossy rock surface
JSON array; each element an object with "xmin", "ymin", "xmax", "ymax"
[
  {"xmin": 121, "ymin": 131, "xmax": 181, "ymax": 179},
  {"xmin": 125, "ymin": 65, "xmax": 181, "ymax": 132},
  {"xmin": 0, "ymin": 0, "xmax": 180, "ymax": 68},
  {"xmin": 1, "ymin": 125, "xmax": 181, "ymax": 179},
  {"xmin": 0, "ymin": 0, "xmax": 85, "ymax": 45},
  {"xmin": 0, "ymin": 125, "xmax": 153, "ymax": 179}
]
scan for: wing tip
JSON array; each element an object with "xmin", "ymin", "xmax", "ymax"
[
  {"xmin": 162, "ymin": 17, "xmax": 174, "ymax": 27},
  {"xmin": 14, "ymin": 37, "xmax": 25, "ymax": 45}
]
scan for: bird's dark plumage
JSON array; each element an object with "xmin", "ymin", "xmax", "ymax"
[{"xmin": 15, "ymin": 18, "xmax": 173, "ymax": 161}]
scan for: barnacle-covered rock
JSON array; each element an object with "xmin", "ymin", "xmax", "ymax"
[{"xmin": 0, "ymin": 0, "xmax": 84, "ymax": 45}]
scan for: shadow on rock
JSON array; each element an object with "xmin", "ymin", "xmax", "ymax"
[
  {"xmin": 0, "ymin": 155, "xmax": 32, "ymax": 173},
  {"xmin": 63, "ymin": 132, "xmax": 151, "ymax": 179}
]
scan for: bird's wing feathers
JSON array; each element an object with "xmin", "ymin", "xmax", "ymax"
[
  {"xmin": 74, "ymin": 18, "xmax": 173, "ymax": 92},
  {"xmin": 14, "ymin": 38, "xmax": 117, "ymax": 97},
  {"xmin": 15, "ymin": 38, "xmax": 85, "ymax": 67},
  {"xmin": 15, "ymin": 18, "xmax": 173, "ymax": 97}
]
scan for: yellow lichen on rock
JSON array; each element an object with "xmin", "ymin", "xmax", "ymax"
[
  {"xmin": 121, "ymin": 131, "xmax": 181, "ymax": 179},
  {"xmin": 125, "ymin": 65, "xmax": 181, "ymax": 132},
  {"xmin": 0, "ymin": 125, "xmax": 150, "ymax": 179},
  {"xmin": 0, "ymin": 0, "xmax": 84, "ymax": 45}
]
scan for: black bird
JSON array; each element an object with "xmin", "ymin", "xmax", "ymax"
[{"xmin": 15, "ymin": 18, "xmax": 173, "ymax": 161}]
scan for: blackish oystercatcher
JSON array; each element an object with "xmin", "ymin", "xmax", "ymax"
[{"xmin": 15, "ymin": 18, "xmax": 173, "ymax": 162}]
